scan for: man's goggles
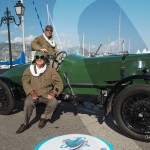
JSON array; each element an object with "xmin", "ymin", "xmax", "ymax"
[{"xmin": 35, "ymin": 55, "xmax": 45, "ymax": 60}]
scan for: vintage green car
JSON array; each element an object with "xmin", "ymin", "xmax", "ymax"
[{"xmin": 0, "ymin": 51, "xmax": 150, "ymax": 142}]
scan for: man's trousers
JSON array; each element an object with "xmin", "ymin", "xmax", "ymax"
[{"xmin": 23, "ymin": 95, "xmax": 58, "ymax": 125}]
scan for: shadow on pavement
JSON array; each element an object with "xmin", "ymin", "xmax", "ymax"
[
  {"xmin": 12, "ymin": 100, "xmax": 24, "ymax": 114},
  {"xmin": 12, "ymin": 100, "xmax": 126, "ymax": 138}
]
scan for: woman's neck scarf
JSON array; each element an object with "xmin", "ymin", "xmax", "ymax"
[
  {"xmin": 43, "ymin": 33, "xmax": 56, "ymax": 48},
  {"xmin": 30, "ymin": 64, "xmax": 47, "ymax": 76}
]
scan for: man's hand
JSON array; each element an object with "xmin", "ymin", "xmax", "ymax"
[
  {"xmin": 30, "ymin": 90, "xmax": 38, "ymax": 100},
  {"xmin": 40, "ymin": 48, "xmax": 48, "ymax": 52},
  {"xmin": 47, "ymin": 91, "xmax": 55, "ymax": 100}
]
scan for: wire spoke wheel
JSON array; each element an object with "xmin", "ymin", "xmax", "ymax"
[
  {"xmin": 122, "ymin": 95, "xmax": 150, "ymax": 135},
  {"xmin": 0, "ymin": 87, "xmax": 8, "ymax": 111},
  {"xmin": 0, "ymin": 80, "xmax": 15, "ymax": 115},
  {"xmin": 113, "ymin": 85, "xmax": 150, "ymax": 141}
]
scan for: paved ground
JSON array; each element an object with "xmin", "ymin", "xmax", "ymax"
[{"xmin": 0, "ymin": 100, "xmax": 150, "ymax": 150}]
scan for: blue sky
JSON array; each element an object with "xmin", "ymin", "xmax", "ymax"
[{"xmin": 0, "ymin": 0, "xmax": 150, "ymax": 54}]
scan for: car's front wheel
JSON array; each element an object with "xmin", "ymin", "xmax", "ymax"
[
  {"xmin": 113, "ymin": 85, "xmax": 150, "ymax": 142},
  {"xmin": 0, "ymin": 80, "xmax": 15, "ymax": 115}
]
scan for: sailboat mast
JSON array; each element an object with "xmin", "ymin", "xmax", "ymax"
[
  {"xmin": 128, "ymin": 37, "xmax": 130, "ymax": 53},
  {"xmin": 118, "ymin": 9, "xmax": 121, "ymax": 53},
  {"xmin": 46, "ymin": 3, "xmax": 62, "ymax": 49},
  {"xmin": 46, "ymin": 3, "xmax": 50, "ymax": 25},
  {"xmin": 21, "ymin": 0, "xmax": 26, "ymax": 60}
]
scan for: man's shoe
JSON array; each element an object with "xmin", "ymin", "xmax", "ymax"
[
  {"xmin": 38, "ymin": 118, "xmax": 47, "ymax": 129},
  {"xmin": 16, "ymin": 124, "xmax": 29, "ymax": 134}
]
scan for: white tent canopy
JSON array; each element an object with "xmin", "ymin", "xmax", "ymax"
[{"xmin": 136, "ymin": 48, "xmax": 150, "ymax": 54}]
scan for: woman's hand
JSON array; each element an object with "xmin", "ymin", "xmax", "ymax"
[
  {"xmin": 47, "ymin": 91, "xmax": 55, "ymax": 100},
  {"xmin": 40, "ymin": 48, "xmax": 48, "ymax": 52},
  {"xmin": 30, "ymin": 90, "xmax": 38, "ymax": 100}
]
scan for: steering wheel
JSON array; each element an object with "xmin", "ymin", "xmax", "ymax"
[{"xmin": 52, "ymin": 51, "xmax": 67, "ymax": 69}]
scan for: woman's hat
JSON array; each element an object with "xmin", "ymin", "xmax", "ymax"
[
  {"xmin": 35, "ymin": 51, "xmax": 46, "ymax": 57},
  {"xmin": 32, "ymin": 51, "xmax": 49, "ymax": 64},
  {"xmin": 45, "ymin": 25, "xmax": 53, "ymax": 31}
]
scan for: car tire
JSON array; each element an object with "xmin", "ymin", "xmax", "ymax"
[
  {"xmin": 0, "ymin": 80, "xmax": 15, "ymax": 115},
  {"xmin": 113, "ymin": 84, "xmax": 150, "ymax": 142}
]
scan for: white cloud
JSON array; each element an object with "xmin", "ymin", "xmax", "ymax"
[
  {"xmin": 0, "ymin": 30, "xmax": 8, "ymax": 35},
  {"xmin": 109, "ymin": 40, "xmax": 118, "ymax": 48},
  {"xmin": 100, "ymin": 40, "xmax": 118, "ymax": 54},
  {"xmin": 90, "ymin": 44, "xmax": 97, "ymax": 49},
  {"xmin": 25, "ymin": 35, "xmax": 35, "ymax": 44},
  {"xmin": 11, "ymin": 35, "xmax": 35, "ymax": 44},
  {"xmin": 11, "ymin": 37, "xmax": 22, "ymax": 43}
]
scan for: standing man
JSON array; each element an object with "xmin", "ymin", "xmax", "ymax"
[
  {"xmin": 16, "ymin": 51, "xmax": 63, "ymax": 134},
  {"xmin": 31, "ymin": 25, "xmax": 58, "ymax": 55}
]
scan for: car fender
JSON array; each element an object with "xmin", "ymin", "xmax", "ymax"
[
  {"xmin": 104, "ymin": 74, "xmax": 150, "ymax": 116},
  {"xmin": 0, "ymin": 76, "xmax": 17, "ymax": 100}
]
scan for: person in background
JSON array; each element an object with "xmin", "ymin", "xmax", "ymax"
[
  {"xmin": 31, "ymin": 25, "xmax": 58, "ymax": 55},
  {"xmin": 16, "ymin": 51, "xmax": 63, "ymax": 134}
]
